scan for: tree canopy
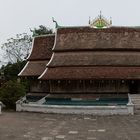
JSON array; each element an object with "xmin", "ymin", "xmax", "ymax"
[
  {"xmin": 1, "ymin": 33, "xmax": 32, "ymax": 63},
  {"xmin": 1, "ymin": 25, "xmax": 53, "ymax": 65},
  {"xmin": 0, "ymin": 61, "xmax": 27, "ymax": 81},
  {"xmin": 0, "ymin": 80, "xmax": 26, "ymax": 109},
  {"xmin": 30, "ymin": 25, "xmax": 53, "ymax": 37}
]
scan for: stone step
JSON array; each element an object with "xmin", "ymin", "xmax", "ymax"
[
  {"xmin": 134, "ymin": 104, "xmax": 140, "ymax": 107},
  {"xmin": 130, "ymin": 97, "xmax": 140, "ymax": 99},
  {"xmin": 129, "ymin": 95, "xmax": 140, "ymax": 98},
  {"xmin": 131, "ymin": 98, "xmax": 140, "ymax": 100},
  {"xmin": 132, "ymin": 103, "xmax": 140, "ymax": 105},
  {"xmin": 134, "ymin": 110, "xmax": 140, "ymax": 114},
  {"xmin": 131, "ymin": 100, "xmax": 140, "ymax": 102},
  {"xmin": 132, "ymin": 102, "xmax": 140, "ymax": 105},
  {"xmin": 131, "ymin": 101, "xmax": 140, "ymax": 103},
  {"xmin": 131, "ymin": 99, "xmax": 140, "ymax": 101},
  {"xmin": 129, "ymin": 94, "xmax": 140, "ymax": 96},
  {"xmin": 129, "ymin": 95, "xmax": 140, "ymax": 102},
  {"xmin": 129, "ymin": 97, "xmax": 140, "ymax": 99},
  {"xmin": 130, "ymin": 98, "xmax": 140, "ymax": 100},
  {"xmin": 132, "ymin": 104, "xmax": 140, "ymax": 106},
  {"xmin": 129, "ymin": 94, "xmax": 140, "ymax": 114}
]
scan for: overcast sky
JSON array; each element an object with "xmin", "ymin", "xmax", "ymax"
[{"xmin": 0, "ymin": 0, "xmax": 140, "ymax": 52}]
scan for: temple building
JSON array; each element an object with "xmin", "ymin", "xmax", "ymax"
[
  {"xmin": 18, "ymin": 35, "xmax": 55, "ymax": 101},
  {"xmin": 17, "ymin": 14, "xmax": 140, "ymax": 115}
]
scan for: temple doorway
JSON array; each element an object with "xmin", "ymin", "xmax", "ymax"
[{"xmin": 129, "ymin": 80, "xmax": 138, "ymax": 94}]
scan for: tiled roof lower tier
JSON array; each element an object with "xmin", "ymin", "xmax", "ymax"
[
  {"xmin": 49, "ymin": 51, "xmax": 140, "ymax": 66},
  {"xmin": 19, "ymin": 61, "xmax": 49, "ymax": 76},
  {"xmin": 40, "ymin": 67, "xmax": 140, "ymax": 80}
]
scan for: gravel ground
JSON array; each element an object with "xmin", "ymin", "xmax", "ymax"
[{"xmin": 0, "ymin": 111, "xmax": 140, "ymax": 140}]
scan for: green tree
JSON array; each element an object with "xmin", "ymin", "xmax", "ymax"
[
  {"xmin": 30, "ymin": 25, "xmax": 53, "ymax": 37},
  {"xmin": 0, "ymin": 80, "xmax": 26, "ymax": 109},
  {"xmin": 0, "ymin": 61, "xmax": 26, "ymax": 81}
]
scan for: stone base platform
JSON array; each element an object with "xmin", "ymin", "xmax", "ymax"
[{"xmin": 16, "ymin": 101, "xmax": 134, "ymax": 115}]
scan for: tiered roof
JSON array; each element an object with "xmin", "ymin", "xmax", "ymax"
[
  {"xmin": 40, "ymin": 26, "xmax": 140, "ymax": 80},
  {"xmin": 28, "ymin": 35, "xmax": 54, "ymax": 61},
  {"xmin": 19, "ymin": 34, "xmax": 55, "ymax": 77},
  {"xmin": 43, "ymin": 67, "xmax": 140, "ymax": 80},
  {"xmin": 54, "ymin": 27, "xmax": 140, "ymax": 51}
]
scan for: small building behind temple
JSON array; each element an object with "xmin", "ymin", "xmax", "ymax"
[{"xmin": 17, "ymin": 14, "xmax": 140, "ymax": 115}]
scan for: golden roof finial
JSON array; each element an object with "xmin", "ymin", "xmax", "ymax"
[{"xmin": 89, "ymin": 12, "xmax": 112, "ymax": 28}]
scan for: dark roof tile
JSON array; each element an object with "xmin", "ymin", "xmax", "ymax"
[
  {"xmin": 54, "ymin": 27, "xmax": 140, "ymax": 51},
  {"xmin": 19, "ymin": 61, "xmax": 49, "ymax": 76},
  {"xmin": 49, "ymin": 51, "xmax": 140, "ymax": 67},
  {"xmin": 40, "ymin": 67, "xmax": 140, "ymax": 80},
  {"xmin": 28, "ymin": 35, "xmax": 55, "ymax": 60}
]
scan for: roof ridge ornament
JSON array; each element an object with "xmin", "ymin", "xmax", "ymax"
[
  {"xmin": 89, "ymin": 11, "xmax": 112, "ymax": 28},
  {"xmin": 52, "ymin": 17, "xmax": 60, "ymax": 28}
]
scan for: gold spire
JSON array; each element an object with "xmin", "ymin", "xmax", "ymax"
[{"xmin": 89, "ymin": 12, "xmax": 112, "ymax": 28}]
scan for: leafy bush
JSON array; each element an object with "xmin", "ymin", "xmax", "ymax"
[
  {"xmin": 1, "ymin": 61, "xmax": 27, "ymax": 81},
  {"xmin": 0, "ymin": 80, "xmax": 26, "ymax": 109}
]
